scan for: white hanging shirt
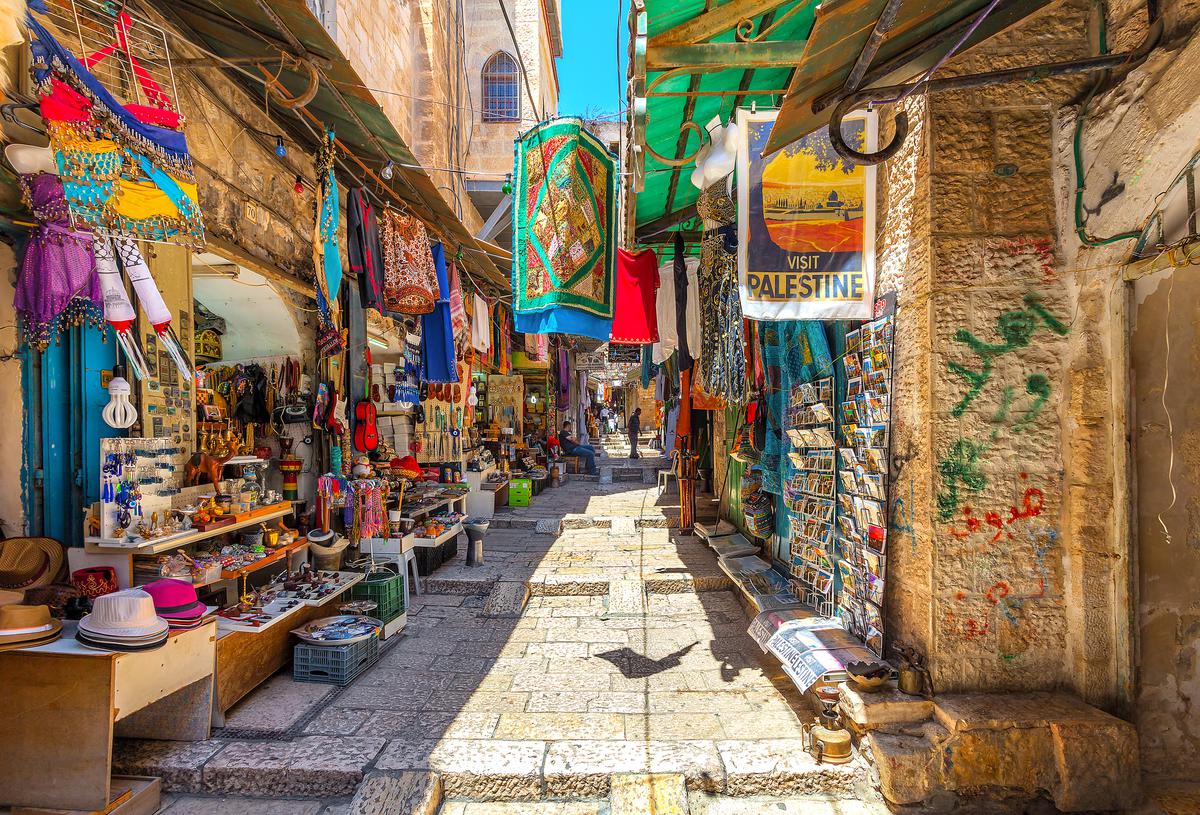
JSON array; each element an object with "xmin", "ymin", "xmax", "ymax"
[
  {"xmin": 651, "ymin": 259, "xmax": 678, "ymax": 364},
  {"xmin": 470, "ymin": 294, "xmax": 491, "ymax": 353}
]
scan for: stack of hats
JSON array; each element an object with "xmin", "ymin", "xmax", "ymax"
[
  {"xmin": 141, "ymin": 579, "xmax": 214, "ymax": 631},
  {"xmin": 76, "ymin": 589, "xmax": 168, "ymax": 651},
  {"xmin": 0, "ymin": 602, "xmax": 63, "ymax": 651}
]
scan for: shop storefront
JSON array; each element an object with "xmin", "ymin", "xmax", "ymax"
[{"xmin": 0, "ymin": 4, "xmax": 584, "ymax": 810}]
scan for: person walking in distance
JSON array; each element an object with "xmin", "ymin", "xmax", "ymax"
[
  {"xmin": 599, "ymin": 405, "xmax": 611, "ymax": 438},
  {"xmin": 628, "ymin": 407, "xmax": 641, "ymax": 459}
]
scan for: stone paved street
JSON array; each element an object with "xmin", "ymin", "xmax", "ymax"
[{"xmin": 116, "ymin": 445, "xmax": 887, "ymax": 814}]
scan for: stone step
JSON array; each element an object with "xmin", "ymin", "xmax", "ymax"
[
  {"xmin": 854, "ymin": 688, "xmax": 1142, "ymax": 812},
  {"xmin": 482, "ymin": 580, "xmax": 529, "ymax": 617},
  {"xmin": 359, "ymin": 739, "xmax": 867, "ymax": 804},
  {"xmin": 611, "ymin": 773, "xmax": 689, "ymax": 815},
  {"xmin": 351, "ymin": 770, "xmax": 440, "ymax": 815}
]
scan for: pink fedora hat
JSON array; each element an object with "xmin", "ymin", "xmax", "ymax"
[{"xmin": 141, "ymin": 578, "xmax": 206, "ymax": 620}]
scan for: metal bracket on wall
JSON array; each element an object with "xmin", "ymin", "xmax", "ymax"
[{"xmin": 825, "ymin": 4, "xmax": 1164, "ymax": 164}]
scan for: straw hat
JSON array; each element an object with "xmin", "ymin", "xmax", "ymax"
[
  {"xmin": 0, "ymin": 537, "xmax": 65, "ymax": 589},
  {"xmin": 77, "ymin": 589, "xmax": 168, "ymax": 651},
  {"xmin": 0, "ymin": 604, "xmax": 62, "ymax": 652},
  {"xmin": 0, "ymin": 589, "xmax": 25, "ymax": 607}
]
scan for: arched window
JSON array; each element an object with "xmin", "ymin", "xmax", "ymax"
[{"xmin": 482, "ymin": 52, "xmax": 520, "ymax": 122}]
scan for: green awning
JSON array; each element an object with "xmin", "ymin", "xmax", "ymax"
[
  {"xmin": 160, "ymin": 0, "xmax": 508, "ymax": 290},
  {"xmin": 631, "ymin": 0, "xmax": 1057, "ymax": 236},
  {"xmin": 633, "ymin": 0, "xmax": 819, "ymax": 240}
]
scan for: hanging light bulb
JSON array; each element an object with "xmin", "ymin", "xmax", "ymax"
[
  {"xmin": 502, "ymin": 173, "xmax": 512, "ymax": 195},
  {"xmin": 528, "ymin": 392, "xmax": 538, "ymax": 405},
  {"xmin": 381, "ymin": 159, "xmax": 395, "ymax": 180},
  {"xmin": 275, "ymin": 136, "xmax": 287, "ymax": 157},
  {"xmin": 294, "ymin": 174, "xmax": 304, "ymax": 194},
  {"xmin": 467, "ymin": 385, "xmax": 479, "ymax": 407},
  {"xmin": 102, "ymin": 364, "xmax": 137, "ymax": 429}
]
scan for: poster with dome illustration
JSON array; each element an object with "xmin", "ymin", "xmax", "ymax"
[{"xmin": 736, "ymin": 108, "xmax": 877, "ymax": 320}]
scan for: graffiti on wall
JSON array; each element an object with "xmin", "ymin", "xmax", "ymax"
[
  {"xmin": 935, "ymin": 294, "xmax": 1069, "ymax": 520},
  {"xmin": 942, "ymin": 473, "xmax": 1061, "ymax": 657}
]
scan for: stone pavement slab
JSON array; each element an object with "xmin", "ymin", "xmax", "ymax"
[
  {"xmin": 202, "ymin": 736, "xmax": 386, "ymax": 797},
  {"xmin": 114, "ymin": 474, "xmax": 875, "ymax": 809}
]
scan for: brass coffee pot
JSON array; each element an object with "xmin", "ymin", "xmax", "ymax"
[{"xmin": 802, "ymin": 692, "xmax": 854, "ymax": 765}]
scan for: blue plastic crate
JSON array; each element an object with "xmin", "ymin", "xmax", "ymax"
[{"xmin": 293, "ymin": 635, "xmax": 380, "ymax": 686}]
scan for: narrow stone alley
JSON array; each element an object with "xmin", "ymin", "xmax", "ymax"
[{"xmin": 110, "ymin": 442, "xmax": 887, "ymax": 814}]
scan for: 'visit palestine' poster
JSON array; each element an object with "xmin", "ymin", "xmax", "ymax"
[{"xmin": 736, "ymin": 108, "xmax": 876, "ymax": 320}]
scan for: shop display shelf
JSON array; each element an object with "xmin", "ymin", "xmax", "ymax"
[
  {"xmin": 217, "ymin": 537, "xmax": 309, "ymax": 581},
  {"xmin": 85, "ymin": 504, "xmax": 295, "ymax": 554},
  {"xmin": 214, "ymin": 572, "xmax": 363, "ymax": 634},
  {"xmin": 293, "ymin": 634, "xmax": 380, "ymax": 686},
  {"xmin": 410, "ymin": 522, "xmax": 463, "ymax": 549},
  {"xmin": 359, "ymin": 534, "xmax": 416, "ymax": 556}
]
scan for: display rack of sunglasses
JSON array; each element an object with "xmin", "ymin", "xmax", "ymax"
[{"xmin": 782, "ymin": 378, "xmax": 837, "ymax": 617}]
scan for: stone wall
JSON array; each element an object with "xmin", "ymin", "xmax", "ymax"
[
  {"xmin": 335, "ymin": 0, "xmax": 560, "ymax": 230},
  {"xmin": 882, "ymin": 0, "xmax": 1107, "ymax": 695},
  {"xmin": 1047, "ymin": 0, "xmax": 1200, "ymax": 779}
]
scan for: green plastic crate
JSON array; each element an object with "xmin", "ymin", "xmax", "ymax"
[
  {"xmin": 350, "ymin": 572, "xmax": 405, "ymax": 621},
  {"xmin": 509, "ymin": 478, "xmax": 532, "ymax": 507}
]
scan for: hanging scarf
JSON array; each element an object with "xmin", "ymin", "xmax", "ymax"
[
  {"xmin": 13, "ymin": 171, "xmax": 102, "ymax": 350},
  {"xmin": 557, "ymin": 348, "xmax": 570, "ymax": 409},
  {"xmin": 28, "ymin": 16, "xmax": 202, "ymax": 246},
  {"xmin": 379, "ymin": 208, "xmax": 437, "ymax": 315},
  {"xmin": 313, "ymin": 130, "xmax": 342, "ymax": 331},
  {"xmin": 447, "ymin": 260, "xmax": 469, "ymax": 351},
  {"xmin": 490, "ymin": 302, "xmax": 512, "ymax": 374}
]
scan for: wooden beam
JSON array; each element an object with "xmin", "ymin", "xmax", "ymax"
[
  {"xmin": 647, "ymin": 41, "xmax": 808, "ymax": 70},
  {"xmin": 635, "ymin": 202, "xmax": 698, "ymax": 242},
  {"xmin": 650, "ymin": 0, "xmax": 793, "ymax": 46}
]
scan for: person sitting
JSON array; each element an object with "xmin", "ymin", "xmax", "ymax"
[{"xmin": 559, "ymin": 421, "xmax": 599, "ymax": 474}]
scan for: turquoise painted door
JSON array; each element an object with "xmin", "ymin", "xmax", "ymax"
[{"xmin": 23, "ymin": 325, "xmax": 122, "ymax": 547}]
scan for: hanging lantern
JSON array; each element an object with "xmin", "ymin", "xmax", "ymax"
[{"xmin": 294, "ymin": 174, "xmax": 304, "ymax": 194}]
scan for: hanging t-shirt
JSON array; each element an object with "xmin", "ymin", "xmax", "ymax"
[
  {"xmin": 652, "ymin": 257, "xmax": 678, "ymax": 364},
  {"xmin": 611, "ymin": 248, "xmax": 659, "ymax": 345},
  {"xmin": 470, "ymin": 293, "xmax": 491, "ymax": 353}
]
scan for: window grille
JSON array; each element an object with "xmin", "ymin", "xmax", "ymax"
[{"xmin": 482, "ymin": 52, "xmax": 520, "ymax": 122}]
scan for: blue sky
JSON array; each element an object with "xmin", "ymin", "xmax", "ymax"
[{"xmin": 556, "ymin": 0, "xmax": 628, "ymax": 119}]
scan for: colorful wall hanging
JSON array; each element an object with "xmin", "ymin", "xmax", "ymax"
[
  {"xmin": 27, "ymin": 12, "xmax": 203, "ymax": 247},
  {"xmin": 736, "ymin": 108, "xmax": 876, "ymax": 321},
  {"xmin": 313, "ymin": 130, "xmax": 343, "ymax": 346},
  {"xmin": 511, "ymin": 117, "xmax": 618, "ymax": 341},
  {"xmin": 380, "ymin": 207, "xmax": 437, "ymax": 315}
]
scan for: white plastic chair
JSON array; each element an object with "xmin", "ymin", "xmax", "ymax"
[{"xmin": 657, "ymin": 449, "xmax": 680, "ymax": 497}]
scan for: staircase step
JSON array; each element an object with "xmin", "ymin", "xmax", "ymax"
[
  {"xmin": 611, "ymin": 773, "xmax": 689, "ymax": 815},
  {"xmin": 350, "ymin": 770, "xmax": 440, "ymax": 815}
]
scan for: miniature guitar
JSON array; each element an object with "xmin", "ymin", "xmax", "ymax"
[{"xmin": 353, "ymin": 348, "xmax": 380, "ymax": 452}]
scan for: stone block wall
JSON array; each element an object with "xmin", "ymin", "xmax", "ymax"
[
  {"xmin": 882, "ymin": 0, "xmax": 1109, "ymax": 694},
  {"xmin": 1047, "ymin": 0, "xmax": 1200, "ymax": 780}
]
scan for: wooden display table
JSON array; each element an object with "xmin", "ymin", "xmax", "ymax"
[
  {"xmin": 212, "ymin": 573, "xmax": 362, "ymax": 725},
  {"xmin": 0, "ymin": 622, "xmax": 216, "ymax": 812}
]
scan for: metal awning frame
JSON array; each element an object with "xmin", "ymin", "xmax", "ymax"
[{"xmin": 817, "ymin": 0, "xmax": 1165, "ymax": 164}]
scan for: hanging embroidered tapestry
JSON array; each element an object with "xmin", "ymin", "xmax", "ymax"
[
  {"xmin": 27, "ymin": 12, "xmax": 204, "ymax": 248},
  {"xmin": 511, "ymin": 117, "xmax": 617, "ymax": 341}
]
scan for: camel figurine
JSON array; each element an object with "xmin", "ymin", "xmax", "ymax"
[{"xmin": 184, "ymin": 450, "xmax": 233, "ymax": 486}]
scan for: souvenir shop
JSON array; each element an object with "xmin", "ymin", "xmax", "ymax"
[
  {"xmin": 0, "ymin": 4, "xmax": 582, "ymax": 810},
  {"xmin": 626, "ymin": 108, "xmax": 897, "ymax": 697}
]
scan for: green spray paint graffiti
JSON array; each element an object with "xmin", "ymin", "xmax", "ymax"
[
  {"xmin": 936, "ymin": 294, "xmax": 1068, "ymax": 521},
  {"xmin": 947, "ymin": 294, "xmax": 1068, "ymax": 418}
]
